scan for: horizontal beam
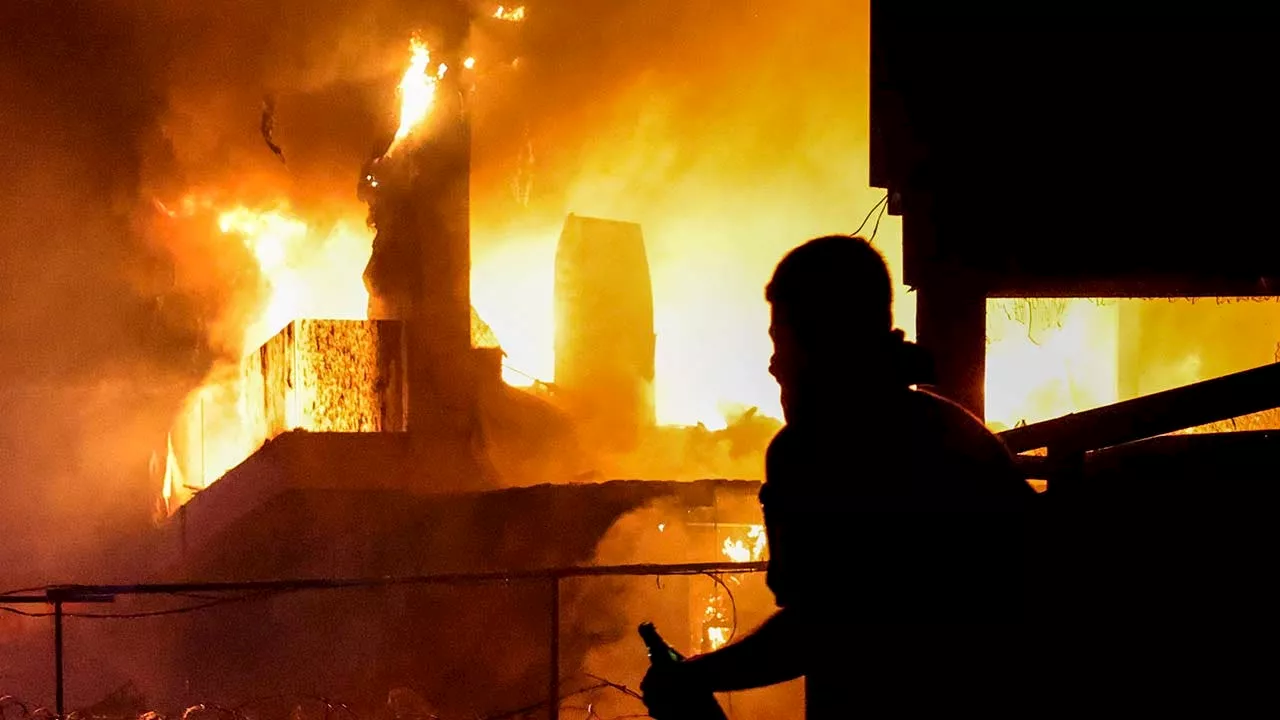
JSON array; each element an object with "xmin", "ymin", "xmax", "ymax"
[
  {"xmin": 999, "ymin": 362, "xmax": 1280, "ymax": 454},
  {"xmin": 2, "ymin": 562, "xmax": 769, "ymax": 605}
]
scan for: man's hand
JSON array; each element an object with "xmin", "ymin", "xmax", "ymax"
[{"xmin": 640, "ymin": 661, "xmax": 698, "ymax": 720}]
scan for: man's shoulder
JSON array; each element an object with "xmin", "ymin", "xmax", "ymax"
[
  {"xmin": 908, "ymin": 387, "xmax": 1021, "ymax": 466},
  {"xmin": 764, "ymin": 423, "xmax": 800, "ymax": 469},
  {"xmin": 910, "ymin": 385, "xmax": 984, "ymax": 423},
  {"xmin": 911, "ymin": 387, "xmax": 1001, "ymax": 438}
]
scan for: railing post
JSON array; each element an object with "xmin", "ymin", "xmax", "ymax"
[
  {"xmin": 53, "ymin": 600, "xmax": 64, "ymax": 718},
  {"xmin": 548, "ymin": 576, "xmax": 560, "ymax": 720}
]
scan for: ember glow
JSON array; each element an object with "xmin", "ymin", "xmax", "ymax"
[
  {"xmin": 702, "ymin": 524, "xmax": 767, "ymax": 651},
  {"xmin": 721, "ymin": 524, "xmax": 767, "ymax": 564}
]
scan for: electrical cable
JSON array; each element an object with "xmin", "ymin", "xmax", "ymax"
[
  {"xmin": 0, "ymin": 587, "xmax": 47, "ymax": 597},
  {"xmin": 500, "ymin": 364, "xmax": 545, "ymax": 386},
  {"xmin": 0, "ymin": 606, "xmax": 49, "ymax": 618},
  {"xmin": 850, "ymin": 193, "xmax": 889, "ymax": 238},
  {"xmin": 700, "ymin": 571, "xmax": 740, "ymax": 645},
  {"xmin": 868, "ymin": 197, "xmax": 890, "ymax": 243}
]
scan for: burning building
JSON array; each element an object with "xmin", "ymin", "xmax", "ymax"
[
  {"xmin": 21, "ymin": 0, "xmax": 1280, "ymax": 716},
  {"xmin": 130, "ymin": 10, "xmax": 786, "ymax": 719}
]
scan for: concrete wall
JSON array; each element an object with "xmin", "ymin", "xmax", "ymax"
[{"xmin": 166, "ymin": 320, "xmax": 405, "ymax": 506}]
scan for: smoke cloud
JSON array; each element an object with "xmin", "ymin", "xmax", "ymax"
[
  {"xmin": 1, "ymin": 0, "xmax": 888, "ymax": 585},
  {"xmin": 0, "ymin": 0, "xmax": 426, "ymax": 586},
  {"xmin": 0, "ymin": 0, "xmax": 891, "ymax": 710},
  {"xmin": 468, "ymin": 0, "xmax": 906, "ymax": 427}
]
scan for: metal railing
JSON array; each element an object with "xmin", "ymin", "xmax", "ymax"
[{"xmin": 2, "ymin": 562, "xmax": 768, "ymax": 720}]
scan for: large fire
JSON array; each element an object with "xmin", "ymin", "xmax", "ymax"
[
  {"xmin": 216, "ymin": 206, "xmax": 372, "ymax": 351},
  {"xmin": 159, "ymin": 200, "xmax": 375, "ymax": 513},
  {"xmin": 159, "ymin": 36, "xmax": 458, "ymax": 514},
  {"xmin": 154, "ymin": 14, "xmax": 1277, "ymax": 516},
  {"xmin": 985, "ymin": 299, "xmax": 1120, "ymax": 430}
]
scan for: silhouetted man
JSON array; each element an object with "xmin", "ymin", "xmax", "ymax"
[{"xmin": 642, "ymin": 235, "xmax": 1036, "ymax": 718}]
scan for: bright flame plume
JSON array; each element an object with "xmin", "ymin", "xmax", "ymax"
[{"xmin": 387, "ymin": 37, "xmax": 446, "ymax": 155}]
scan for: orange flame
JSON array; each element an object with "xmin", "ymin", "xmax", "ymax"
[
  {"xmin": 721, "ymin": 524, "xmax": 767, "ymax": 564},
  {"xmin": 156, "ymin": 199, "xmax": 374, "ymax": 512},
  {"xmin": 216, "ymin": 204, "xmax": 372, "ymax": 352},
  {"xmin": 387, "ymin": 37, "xmax": 446, "ymax": 156},
  {"xmin": 160, "ymin": 432, "xmax": 182, "ymax": 514},
  {"xmin": 702, "ymin": 524, "xmax": 767, "ymax": 651},
  {"xmin": 494, "ymin": 5, "xmax": 526, "ymax": 22}
]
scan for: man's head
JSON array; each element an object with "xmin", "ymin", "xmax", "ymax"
[{"xmin": 766, "ymin": 235, "xmax": 895, "ymax": 411}]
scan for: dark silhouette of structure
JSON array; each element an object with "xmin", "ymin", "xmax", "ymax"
[
  {"xmin": 358, "ymin": 1, "xmax": 492, "ymax": 492},
  {"xmin": 554, "ymin": 214, "xmax": 656, "ymax": 452},
  {"xmin": 870, "ymin": 6, "xmax": 1280, "ymax": 705},
  {"xmin": 871, "ymin": 2, "xmax": 1280, "ymax": 417}
]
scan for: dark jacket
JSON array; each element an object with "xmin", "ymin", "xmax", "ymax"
[{"xmin": 760, "ymin": 385, "xmax": 1035, "ymax": 714}]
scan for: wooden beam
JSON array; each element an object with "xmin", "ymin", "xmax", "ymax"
[{"xmin": 999, "ymin": 362, "xmax": 1280, "ymax": 454}]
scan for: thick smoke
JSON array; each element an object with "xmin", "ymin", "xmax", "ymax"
[
  {"xmin": 0, "ymin": 0, "xmax": 863, "ymax": 709},
  {"xmin": 0, "ymin": 0, "xmax": 458, "ymax": 585},
  {"xmin": 468, "ymin": 0, "xmax": 906, "ymax": 427},
  {"xmin": 1, "ymin": 0, "xmax": 887, "ymax": 584}
]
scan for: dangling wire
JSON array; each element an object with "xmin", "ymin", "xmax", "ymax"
[
  {"xmin": 868, "ymin": 197, "xmax": 890, "ymax": 242},
  {"xmin": 851, "ymin": 193, "xmax": 889, "ymax": 238}
]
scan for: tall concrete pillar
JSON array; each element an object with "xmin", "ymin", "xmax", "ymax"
[
  {"xmin": 362, "ymin": 8, "xmax": 493, "ymax": 492},
  {"xmin": 554, "ymin": 214, "xmax": 656, "ymax": 451}
]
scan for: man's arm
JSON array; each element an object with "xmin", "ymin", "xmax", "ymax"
[{"xmin": 678, "ymin": 608, "xmax": 807, "ymax": 692}]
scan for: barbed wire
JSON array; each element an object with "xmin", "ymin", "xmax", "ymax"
[{"xmin": 0, "ymin": 675, "xmax": 660, "ymax": 720}]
